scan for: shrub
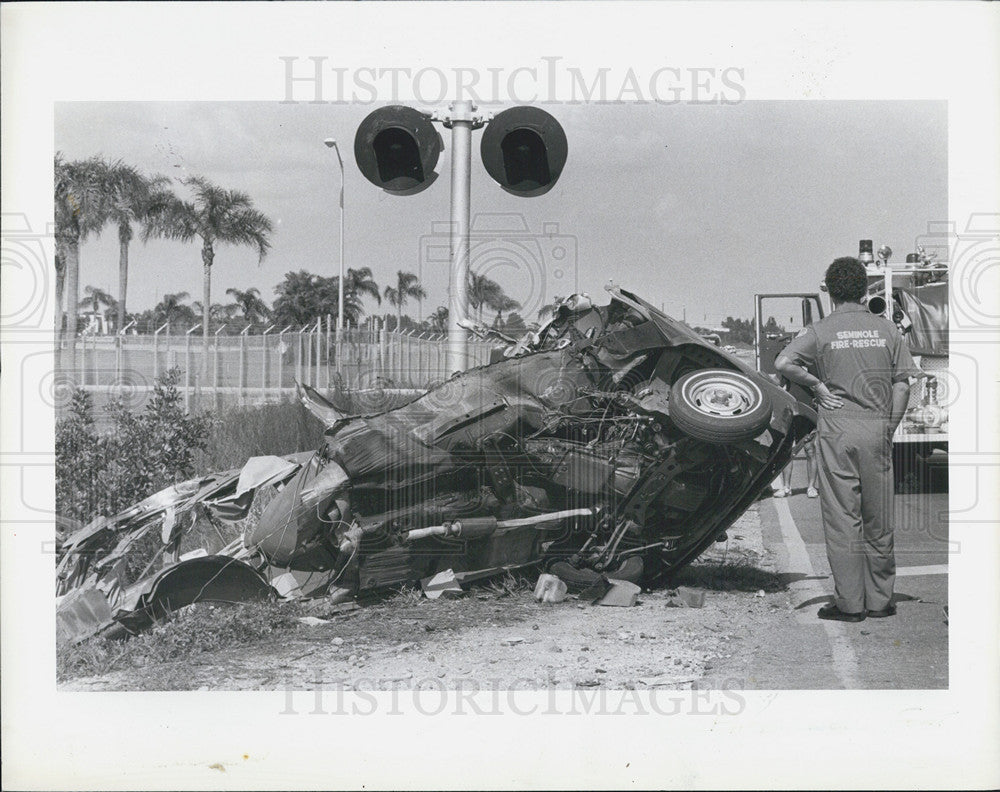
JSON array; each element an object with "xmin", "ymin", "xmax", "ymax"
[{"xmin": 56, "ymin": 368, "xmax": 212, "ymax": 530}]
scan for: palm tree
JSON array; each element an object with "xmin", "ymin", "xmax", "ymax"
[
  {"xmin": 78, "ymin": 285, "xmax": 117, "ymax": 313},
  {"xmin": 192, "ymin": 300, "xmax": 234, "ymax": 327},
  {"xmin": 383, "ymin": 270, "xmax": 427, "ymax": 332},
  {"xmin": 54, "ymin": 154, "xmax": 107, "ymax": 369},
  {"xmin": 469, "ymin": 270, "xmax": 503, "ymax": 324},
  {"xmin": 100, "ymin": 160, "xmax": 173, "ymax": 331},
  {"xmin": 491, "ymin": 294, "xmax": 522, "ymax": 327},
  {"xmin": 427, "ymin": 306, "xmax": 449, "ymax": 335},
  {"xmin": 467, "ymin": 272, "xmax": 510, "ymax": 324},
  {"xmin": 343, "ymin": 267, "xmax": 381, "ymax": 316},
  {"xmin": 154, "ymin": 291, "xmax": 195, "ymax": 327},
  {"xmin": 78, "ymin": 285, "xmax": 118, "ymax": 318},
  {"xmin": 225, "ymin": 287, "xmax": 271, "ymax": 325},
  {"xmin": 147, "ymin": 176, "xmax": 273, "ymax": 369}
]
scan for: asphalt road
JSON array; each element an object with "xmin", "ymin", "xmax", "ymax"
[{"xmin": 747, "ymin": 463, "xmax": 949, "ymax": 689}]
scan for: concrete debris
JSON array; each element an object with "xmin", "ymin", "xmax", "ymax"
[
  {"xmin": 270, "ymin": 568, "xmax": 337, "ymax": 600},
  {"xmin": 665, "ymin": 586, "xmax": 706, "ymax": 608},
  {"xmin": 598, "ymin": 578, "xmax": 641, "ymax": 607},
  {"xmin": 578, "ymin": 577, "xmax": 613, "ymax": 602},
  {"xmin": 533, "ymin": 573, "xmax": 568, "ymax": 603},
  {"xmin": 296, "ymin": 616, "xmax": 330, "ymax": 627},
  {"xmin": 420, "ymin": 569, "xmax": 463, "ymax": 599}
]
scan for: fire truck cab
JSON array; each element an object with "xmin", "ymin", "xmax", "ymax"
[{"xmin": 754, "ymin": 239, "xmax": 949, "ymax": 462}]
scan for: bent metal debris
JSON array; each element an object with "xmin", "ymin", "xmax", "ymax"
[{"xmin": 56, "ymin": 285, "xmax": 816, "ymax": 645}]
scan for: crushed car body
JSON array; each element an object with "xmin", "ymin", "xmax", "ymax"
[{"xmin": 56, "ymin": 285, "xmax": 817, "ymax": 642}]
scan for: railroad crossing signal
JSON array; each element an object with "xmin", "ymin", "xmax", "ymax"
[
  {"xmin": 354, "ymin": 105, "xmax": 443, "ymax": 195},
  {"xmin": 480, "ymin": 106, "xmax": 568, "ymax": 197},
  {"xmin": 350, "ymin": 102, "xmax": 568, "ymax": 373}
]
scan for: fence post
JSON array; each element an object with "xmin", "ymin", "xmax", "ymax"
[
  {"xmin": 379, "ymin": 323, "xmax": 387, "ymax": 380},
  {"xmin": 115, "ymin": 332, "xmax": 122, "ymax": 391},
  {"xmin": 304, "ymin": 325, "xmax": 312, "ymax": 386},
  {"xmin": 314, "ymin": 317, "xmax": 322, "ymax": 390},
  {"xmin": 184, "ymin": 324, "xmax": 200, "ymax": 413},
  {"xmin": 261, "ymin": 324, "xmax": 274, "ymax": 404},
  {"xmin": 152, "ymin": 322, "xmax": 168, "ymax": 382},
  {"xmin": 238, "ymin": 325, "xmax": 249, "ymax": 406},
  {"xmin": 116, "ymin": 319, "xmax": 135, "ymax": 401},
  {"xmin": 325, "ymin": 313, "xmax": 332, "ymax": 390},
  {"xmin": 278, "ymin": 325, "xmax": 291, "ymax": 394},
  {"xmin": 213, "ymin": 324, "xmax": 226, "ymax": 411},
  {"xmin": 81, "ymin": 333, "xmax": 90, "ymax": 386},
  {"xmin": 295, "ymin": 328, "xmax": 303, "ymax": 385}
]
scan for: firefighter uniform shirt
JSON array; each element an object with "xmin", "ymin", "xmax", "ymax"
[
  {"xmin": 781, "ymin": 301, "xmax": 920, "ymax": 616},
  {"xmin": 781, "ymin": 303, "xmax": 920, "ymax": 414}
]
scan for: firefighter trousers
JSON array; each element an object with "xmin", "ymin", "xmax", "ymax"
[{"xmin": 816, "ymin": 407, "xmax": 896, "ymax": 614}]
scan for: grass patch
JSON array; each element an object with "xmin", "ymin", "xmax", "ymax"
[
  {"xmin": 58, "ymin": 600, "xmax": 303, "ymax": 683},
  {"xmin": 195, "ymin": 400, "xmax": 324, "ymax": 472},
  {"xmin": 482, "ymin": 570, "xmax": 536, "ymax": 598}
]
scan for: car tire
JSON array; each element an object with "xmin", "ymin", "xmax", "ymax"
[{"xmin": 669, "ymin": 368, "xmax": 773, "ymax": 444}]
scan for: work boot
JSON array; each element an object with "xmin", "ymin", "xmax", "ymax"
[{"xmin": 818, "ymin": 603, "xmax": 866, "ymax": 622}]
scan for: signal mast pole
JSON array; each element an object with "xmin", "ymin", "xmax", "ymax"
[{"xmin": 440, "ymin": 101, "xmax": 486, "ymax": 375}]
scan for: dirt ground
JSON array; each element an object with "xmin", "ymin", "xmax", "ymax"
[{"xmin": 60, "ymin": 503, "xmax": 787, "ymax": 692}]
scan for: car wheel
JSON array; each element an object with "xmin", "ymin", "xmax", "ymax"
[{"xmin": 669, "ymin": 368, "xmax": 773, "ymax": 443}]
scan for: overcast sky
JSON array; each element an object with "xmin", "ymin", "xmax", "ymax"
[{"xmin": 55, "ymin": 100, "xmax": 946, "ymax": 327}]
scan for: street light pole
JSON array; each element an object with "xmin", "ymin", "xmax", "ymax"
[{"xmin": 325, "ymin": 138, "xmax": 345, "ymax": 373}]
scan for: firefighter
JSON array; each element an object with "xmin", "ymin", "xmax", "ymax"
[{"xmin": 776, "ymin": 257, "xmax": 919, "ymax": 622}]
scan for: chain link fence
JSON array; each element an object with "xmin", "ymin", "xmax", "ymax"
[{"xmin": 57, "ymin": 324, "xmax": 497, "ymax": 417}]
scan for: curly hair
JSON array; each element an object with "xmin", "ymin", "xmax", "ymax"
[{"xmin": 824, "ymin": 256, "xmax": 868, "ymax": 303}]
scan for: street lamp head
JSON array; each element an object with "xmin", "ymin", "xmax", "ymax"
[{"xmin": 324, "ymin": 138, "xmax": 337, "ymax": 148}]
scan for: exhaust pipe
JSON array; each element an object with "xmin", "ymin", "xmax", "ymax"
[{"xmin": 404, "ymin": 507, "xmax": 600, "ymax": 543}]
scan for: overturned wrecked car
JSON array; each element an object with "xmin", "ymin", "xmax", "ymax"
[{"xmin": 57, "ymin": 285, "xmax": 816, "ymax": 643}]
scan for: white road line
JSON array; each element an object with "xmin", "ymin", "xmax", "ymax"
[
  {"xmin": 896, "ymin": 564, "xmax": 948, "ymax": 577},
  {"xmin": 772, "ymin": 498, "xmax": 861, "ymax": 689}
]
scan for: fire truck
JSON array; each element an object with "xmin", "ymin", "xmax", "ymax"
[{"xmin": 754, "ymin": 239, "xmax": 948, "ymax": 484}]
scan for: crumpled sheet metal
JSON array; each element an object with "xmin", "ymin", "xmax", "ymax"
[
  {"xmin": 56, "ymin": 586, "xmax": 113, "ymax": 646},
  {"xmin": 113, "ymin": 555, "xmax": 275, "ymax": 633},
  {"xmin": 269, "ymin": 567, "xmax": 338, "ymax": 599},
  {"xmin": 296, "ymin": 381, "xmax": 346, "ymax": 425},
  {"xmin": 204, "ymin": 455, "xmax": 302, "ymax": 523},
  {"xmin": 234, "ymin": 455, "xmax": 299, "ymax": 497},
  {"xmin": 56, "ymin": 454, "xmax": 307, "ymax": 634},
  {"xmin": 246, "ymin": 457, "xmax": 349, "ymax": 568}
]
